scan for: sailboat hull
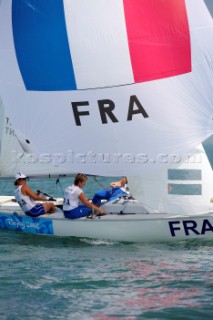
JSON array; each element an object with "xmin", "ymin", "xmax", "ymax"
[
  {"xmin": 1, "ymin": 197, "xmax": 213, "ymax": 243},
  {"xmin": 53, "ymin": 214, "xmax": 213, "ymax": 242}
]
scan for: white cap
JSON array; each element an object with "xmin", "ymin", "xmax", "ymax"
[{"xmin": 14, "ymin": 173, "xmax": 27, "ymax": 181}]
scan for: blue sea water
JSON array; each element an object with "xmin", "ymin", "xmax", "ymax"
[{"xmin": 0, "ymin": 176, "xmax": 213, "ymax": 319}]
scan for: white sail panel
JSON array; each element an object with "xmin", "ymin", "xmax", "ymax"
[
  {"xmin": 64, "ymin": 0, "xmax": 134, "ymax": 89},
  {"xmin": 0, "ymin": 0, "xmax": 212, "ymax": 176}
]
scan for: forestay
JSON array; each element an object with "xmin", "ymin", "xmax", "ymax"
[{"xmin": 0, "ymin": 0, "xmax": 212, "ymax": 176}]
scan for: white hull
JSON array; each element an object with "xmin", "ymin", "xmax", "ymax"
[{"xmin": 1, "ymin": 196, "xmax": 213, "ymax": 242}]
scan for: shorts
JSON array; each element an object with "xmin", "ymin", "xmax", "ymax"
[
  {"xmin": 63, "ymin": 205, "xmax": 91, "ymax": 219},
  {"xmin": 25, "ymin": 204, "xmax": 45, "ymax": 217}
]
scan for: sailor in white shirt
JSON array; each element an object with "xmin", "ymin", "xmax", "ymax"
[
  {"xmin": 63, "ymin": 173, "xmax": 105, "ymax": 219},
  {"xmin": 14, "ymin": 173, "xmax": 56, "ymax": 217}
]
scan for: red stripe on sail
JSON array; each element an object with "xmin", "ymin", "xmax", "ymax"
[{"xmin": 123, "ymin": 0, "xmax": 191, "ymax": 82}]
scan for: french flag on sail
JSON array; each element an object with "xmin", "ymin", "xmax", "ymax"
[{"xmin": 12, "ymin": 0, "xmax": 191, "ymax": 91}]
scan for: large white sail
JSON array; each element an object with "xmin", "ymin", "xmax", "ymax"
[{"xmin": 0, "ymin": 0, "xmax": 212, "ymax": 176}]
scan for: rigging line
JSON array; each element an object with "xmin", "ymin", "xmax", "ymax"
[
  {"xmin": 56, "ymin": 178, "xmax": 64, "ymax": 195},
  {"xmin": 93, "ymin": 176, "xmax": 107, "ymax": 190},
  {"xmin": 121, "ymin": 200, "xmax": 129, "ymax": 214}
]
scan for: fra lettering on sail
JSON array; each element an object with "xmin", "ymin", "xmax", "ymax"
[{"xmin": 71, "ymin": 95, "xmax": 149, "ymax": 126}]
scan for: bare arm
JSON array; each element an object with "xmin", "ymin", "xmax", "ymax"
[
  {"xmin": 79, "ymin": 192, "xmax": 104, "ymax": 214},
  {"xmin": 110, "ymin": 176, "xmax": 127, "ymax": 188},
  {"xmin": 22, "ymin": 185, "xmax": 47, "ymax": 201}
]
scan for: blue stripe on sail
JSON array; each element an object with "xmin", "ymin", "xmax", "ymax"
[{"xmin": 12, "ymin": 0, "xmax": 76, "ymax": 91}]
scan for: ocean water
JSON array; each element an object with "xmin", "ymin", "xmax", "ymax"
[
  {"xmin": 0, "ymin": 230, "xmax": 213, "ymax": 320},
  {"xmin": 0, "ymin": 177, "xmax": 213, "ymax": 319}
]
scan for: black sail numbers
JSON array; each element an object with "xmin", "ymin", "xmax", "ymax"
[{"xmin": 72, "ymin": 95, "xmax": 149, "ymax": 126}]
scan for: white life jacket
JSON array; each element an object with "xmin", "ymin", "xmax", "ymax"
[
  {"xmin": 15, "ymin": 185, "xmax": 36, "ymax": 213},
  {"xmin": 63, "ymin": 184, "xmax": 83, "ymax": 211}
]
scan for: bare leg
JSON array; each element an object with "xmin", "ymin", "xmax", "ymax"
[{"xmin": 43, "ymin": 203, "xmax": 57, "ymax": 214}]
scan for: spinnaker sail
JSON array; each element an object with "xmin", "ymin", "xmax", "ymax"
[{"xmin": 0, "ymin": 0, "xmax": 212, "ymax": 176}]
